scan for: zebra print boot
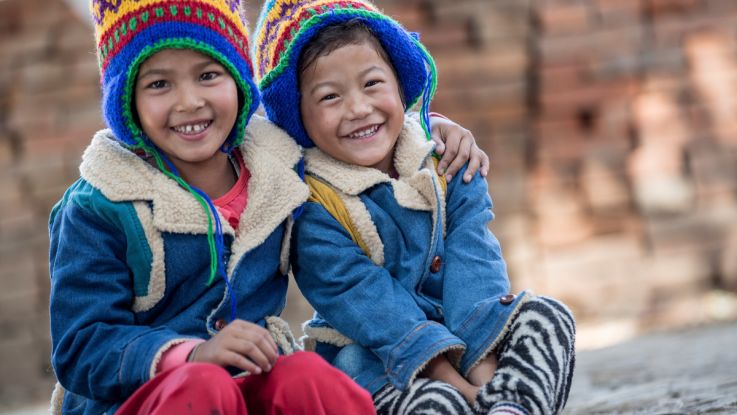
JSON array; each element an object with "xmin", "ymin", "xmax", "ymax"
[
  {"xmin": 374, "ymin": 378, "xmax": 473, "ymax": 415},
  {"xmin": 474, "ymin": 296, "xmax": 576, "ymax": 415},
  {"xmin": 372, "ymin": 296, "xmax": 575, "ymax": 415}
]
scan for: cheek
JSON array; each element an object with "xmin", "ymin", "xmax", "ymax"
[
  {"xmin": 225, "ymin": 83, "xmax": 239, "ymax": 116},
  {"xmin": 134, "ymin": 95, "xmax": 162, "ymax": 131},
  {"xmin": 300, "ymin": 100, "xmax": 330, "ymax": 136}
]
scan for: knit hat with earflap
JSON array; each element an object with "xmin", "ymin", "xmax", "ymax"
[
  {"xmin": 252, "ymin": 0, "xmax": 437, "ymax": 149},
  {"xmin": 91, "ymin": 0, "xmax": 260, "ymax": 152},
  {"xmin": 90, "ymin": 0, "xmax": 260, "ymax": 315}
]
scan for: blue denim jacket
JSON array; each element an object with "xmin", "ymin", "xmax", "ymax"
[
  {"xmin": 291, "ymin": 118, "xmax": 528, "ymax": 395},
  {"xmin": 48, "ymin": 116, "xmax": 309, "ymax": 414}
]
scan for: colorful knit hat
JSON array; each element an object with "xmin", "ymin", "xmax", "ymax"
[
  {"xmin": 90, "ymin": 0, "xmax": 260, "ymax": 152},
  {"xmin": 252, "ymin": 0, "xmax": 437, "ymax": 149}
]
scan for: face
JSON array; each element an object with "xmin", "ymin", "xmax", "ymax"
[
  {"xmin": 134, "ymin": 48, "xmax": 238, "ymax": 173},
  {"xmin": 299, "ymin": 41, "xmax": 405, "ymax": 173}
]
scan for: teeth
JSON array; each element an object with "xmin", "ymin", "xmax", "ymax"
[
  {"xmin": 348, "ymin": 125, "xmax": 379, "ymax": 139},
  {"xmin": 174, "ymin": 122, "xmax": 209, "ymax": 134}
]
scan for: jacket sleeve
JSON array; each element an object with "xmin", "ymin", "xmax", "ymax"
[
  {"xmin": 440, "ymin": 164, "xmax": 512, "ymax": 341},
  {"xmin": 291, "ymin": 202, "xmax": 466, "ymax": 390},
  {"xmin": 48, "ymin": 192, "xmax": 189, "ymax": 402}
]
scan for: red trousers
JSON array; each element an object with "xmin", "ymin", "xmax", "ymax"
[{"xmin": 116, "ymin": 351, "xmax": 375, "ymax": 415}]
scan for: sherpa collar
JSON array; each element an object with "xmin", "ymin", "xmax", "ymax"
[
  {"xmin": 80, "ymin": 115, "xmax": 309, "ymax": 255},
  {"xmin": 304, "ymin": 117, "xmax": 435, "ymax": 196}
]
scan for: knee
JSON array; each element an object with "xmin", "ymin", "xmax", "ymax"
[
  {"xmin": 524, "ymin": 296, "xmax": 576, "ymax": 336},
  {"xmin": 168, "ymin": 363, "xmax": 238, "ymax": 394},
  {"xmin": 270, "ymin": 351, "xmax": 338, "ymax": 386},
  {"xmin": 265, "ymin": 352, "xmax": 374, "ymax": 413},
  {"xmin": 270, "ymin": 352, "xmax": 372, "ymax": 399}
]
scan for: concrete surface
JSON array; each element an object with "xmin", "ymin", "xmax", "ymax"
[{"xmin": 3, "ymin": 321, "xmax": 736, "ymax": 414}]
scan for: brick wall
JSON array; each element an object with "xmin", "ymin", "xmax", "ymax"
[
  {"xmin": 383, "ymin": 0, "xmax": 737, "ymax": 347},
  {"xmin": 2, "ymin": 0, "xmax": 737, "ymax": 409},
  {"xmin": 0, "ymin": 0, "xmax": 103, "ymax": 407}
]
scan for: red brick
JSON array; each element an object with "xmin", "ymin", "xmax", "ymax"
[
  {"xmin": 648, "ymin": 0, "xmax": 705, "ymax": 19},
  {"xmin": 0, "ymin": 254, "xmax": 38, "ymax": 298},
  {"xmin": 537, "ymin": 3, "xmax": 592, "ymax": 35},
  {"xmin": 539, "ymin": 26, "xmax": 645, "ymax": 65},
  {"xmin": 595, "ymin": 0, "xmax": 643, "ymax": 27},
  {"xmin": 435, "ymin": 81, "xmax": 526, "ymax": 113},
  {"xmin": 435, "ymin": 46, "xmax": 528, "ymax": 87},
  {"xmin": 539, "ymin": 79, "xmax": 638, "ymax": 121}
]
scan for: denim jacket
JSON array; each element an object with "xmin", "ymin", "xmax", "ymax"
[
  {"xmin": 291, "ymin": 117, "xmax": 528, "ymax": 395},
  {"xmin": 48, "ymin": 116, "xmax": 309, "ymax": 414}
]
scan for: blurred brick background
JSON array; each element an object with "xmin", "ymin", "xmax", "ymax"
[{"xmin": 2, "ymin": 0, "xmax": 737, "ymax": 410}]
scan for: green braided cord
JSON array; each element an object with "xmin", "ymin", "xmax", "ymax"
[
  {"xmin": 415, "ymin": 38, "xmax": 438, "ymax": 142},
  {"xmin": 139, "ymin": 142, "xmax": 220, "ymax": 285},
  {"xmin": 121, "ymin": 38, "xmax": 252, "ymax": 150}
]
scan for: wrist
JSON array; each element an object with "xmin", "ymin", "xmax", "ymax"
[
  {"xmin": 187, "ymin": 342, "xmax": 202, "ymax": 362},
  {"xmin": 429, "ymin": 111, "xmax": 448, "ymax": 120}
]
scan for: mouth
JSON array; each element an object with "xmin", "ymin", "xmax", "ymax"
[
  {"xmin": 344, "ymin": 124, "xmax": 381, "ymax": 139},
  {"xmin": 171, "ymin": 120, "xmax": 212, "ymax": 136}
]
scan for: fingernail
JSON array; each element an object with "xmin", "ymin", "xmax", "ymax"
[
  {"xmin": 446, "ymin": 174, "xmax": 453, "ymax": 182},
  {"xmin": 266, "ymin": 364, "xmax": 272, "ymax": 372},
  {"xmin": 254, "ymin": 368, "xmax": 262, "ymax": 374},
  {"xmin": 464, "ymin": 174, "xmax": 471, "ymax": 182}
]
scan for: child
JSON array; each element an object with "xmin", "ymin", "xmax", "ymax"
[
  {"xmin": 48, "ymin": 1, "xmax": 483, "ymax": 413},
  {"xmin": 252, "ymin": 1, "xmax": 577, "ymax": 414}
]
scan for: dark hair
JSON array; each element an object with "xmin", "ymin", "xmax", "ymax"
[{"xmin": 298, "ymin": 19, "xmax": 404, "ymax": 102}]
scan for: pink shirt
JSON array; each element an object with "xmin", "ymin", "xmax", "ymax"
[{"xmin": 214, "ymin": 150, "xmax": 250, "ymax": 232}]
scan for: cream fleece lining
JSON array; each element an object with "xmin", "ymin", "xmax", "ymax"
[
  {"xmin": 302, "ymin": 325, "xmax": 355, "ymax": 350},
  {"xmin": 80, "ymin": 116, "xmax": 307, "ymax": 315},
  {"xmin": 463, "ymin": 293, "xmax": 533, "ymax": 377},
  {"xmin": 132, "ymin": 201, "xmax": 165, "ymax": 313},
  {"xmin": 303, "ymin": 117, "xmax": 445, "ymax": 265}
]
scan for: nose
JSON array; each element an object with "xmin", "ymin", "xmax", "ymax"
[
  {"xmin": 174, "ymin": 85, "xmax": 205, "ymax": 112},
  {"xmin": 346, "ymin": 93, "xmax": 371, "ymax": 119}
]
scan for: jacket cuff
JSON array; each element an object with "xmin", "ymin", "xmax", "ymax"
[
  {"xmin": 386, "ymin": 321, "xmax": 466, "ymax": 390},
  {"xmin": 156, "ymin": 339, "xmax": 205, "ymax": 374},
  {"xmin": 457, "ymin": 292, "xmax": 530, "ymax": 375}
]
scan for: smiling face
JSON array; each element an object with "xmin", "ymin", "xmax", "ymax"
[
  {"xmin": 134, "ymin": 48, "xmax": 239, "ymax": 174},
  {"xmin": 299, "ymin": 40, "xmax": 405, "ymax": 173}
]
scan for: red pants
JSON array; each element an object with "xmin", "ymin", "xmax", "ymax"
[{"xmin": 116, "ymin": 351, "xmax": 375, "ymax": 415}]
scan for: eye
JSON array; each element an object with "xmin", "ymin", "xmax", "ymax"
[
  {"xmin": 320, "ymin": 93, "xmax": 338, "ymax": 102},
  {"xmin": 365, "ymin": 79, "xmax": 382, "ymax": 88},
  {"xmin": 146, "ymin": 80, "xmax": 168, "ymax": 89},
  {"xmin": 200, "ymin": 71, "xmax": 219, "ymax": 81}
]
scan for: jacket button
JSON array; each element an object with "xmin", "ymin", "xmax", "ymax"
[
  {"xmin": 499, "ymin": 294, "xmax": 515, "ymax": 305},
  {"xmin": 430, "ymin": 256, "xmax": 443, "ymax": 273},
  {"xmin": 214, "ymin": 319, "xmax": 227, "ymax": 330}
]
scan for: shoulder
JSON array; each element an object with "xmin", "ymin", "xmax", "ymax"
[{"xmin": 242, "ymin": 115, "xmax": 303, "ymax": 169}]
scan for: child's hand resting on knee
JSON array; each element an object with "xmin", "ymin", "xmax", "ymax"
[
  {"xmin": 467, "ymin": 352, "xmax": 498, "ymax": 387},
  {"xmin": 189, "ymin": 319, "xmax": 279, "ymax": 374},
  {"xmin": 420, "ymin": 354, "xmax": 480, "ymax": 405}
]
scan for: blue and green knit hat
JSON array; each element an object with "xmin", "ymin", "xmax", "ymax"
[
  {"xmin": 252, "ymin": 0, "xmax": 438, "ymax": 149},
  {"xmin": 91, "ymin": 0, "xmax": 260, "ymax": 152}
]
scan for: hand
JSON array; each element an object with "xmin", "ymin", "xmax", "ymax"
[
  {"xmin": 420, "ymin": 354, "xmax": 480, "ymax": 405},
  {"xmin": 430, "ymin": 115, "xmax": 490, "ymax": 183},
  {"xmin": 190, "ymin": 319, "xmax": 279, "ymax": 374},
  {"xmin": 467, "ymin": 352, "xmax": 498, "ymax": 387}
]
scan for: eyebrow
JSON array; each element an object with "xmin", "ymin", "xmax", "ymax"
[
  {"xmin": 308, "ymin": 65, "xmax": 386, "ymax": 95},
  {"xmin": 137, "ymin": 59, "xmax": 221, "ymax": 80}
]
